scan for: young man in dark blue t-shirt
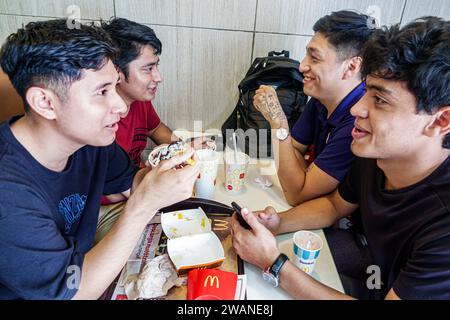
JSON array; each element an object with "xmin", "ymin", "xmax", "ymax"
[
  {"xmin": 253, "ymin": 11, "xmax": 374, "ymax": 206},
  {"xmin": 0, "ymin": 19, "xmax": 200, "ymax": 300},
  {"xmin": 231, "ymin": 17, "xmax": 450, "ymax": 299}
]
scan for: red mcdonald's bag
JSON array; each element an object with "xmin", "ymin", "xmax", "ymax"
[{"xmin": 187, "ymin": 269, "xmax": 237, "ymax": 300}]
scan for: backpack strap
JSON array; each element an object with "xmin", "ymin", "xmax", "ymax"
[{"xmin": 268, "ymin": 50, "xmax": 290, "ymax": 58}]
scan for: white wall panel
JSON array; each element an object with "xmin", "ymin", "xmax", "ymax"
[
  {"xmin": 0, "ymin": 16, "xmax": 100, "ymax": 46},
  {"xmin": 150, "ymin": 25, "xmax": 253, "ymax": 130},
  {"xmin": 402, "ymin": 0, "xmax": 450, "ymax": 24},
  {"xmin": 0, "ymin": 0, "xmax": 114, "ymax": 20},
  {"xmin": 256, "ymin": 0, "xmax": 406, "ymax": 34},
  {"xmin": 253, "ymin": 33, "xmax": 311, "ymax": 62},
  {"xmin": 116, "ymin": 0, "xmax": 257, "ymax": 31},
  {"xmin": 0, "ymin": 14, "xmax": 48, "ymax": 45}
]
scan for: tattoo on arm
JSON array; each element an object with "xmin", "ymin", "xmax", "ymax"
[{"xmin": 265, "ymin": 93, "xmax": 287, "ymax": 122}]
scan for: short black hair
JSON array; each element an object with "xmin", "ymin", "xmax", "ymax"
[
  {"xmin": 361, "ymin": 16, "xmax": 450, "ymax": 149},
  {"xmin": 0, "ymin": 19, "xmax": 117, "ymax": 111},
  {"xmin": 101, "ymin": 18, "xmax": 162, "ymax": 79},
  {"xmin": 313, "ymin": 10, "xmax": 376, "ymax": 60}
]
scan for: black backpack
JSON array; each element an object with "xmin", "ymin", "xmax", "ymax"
[{"xmin": 221, "ymin": 50, "xmax": 308, "ymax": 158}]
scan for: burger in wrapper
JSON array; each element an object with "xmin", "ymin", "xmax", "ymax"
[{"xmin": 148, "ymin": 141, "xmax": 196, "ymax": 168}]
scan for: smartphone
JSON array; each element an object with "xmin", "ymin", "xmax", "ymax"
[{"xmin": 231, "ymin": 201, "xmax": 251, "ymax": 230}]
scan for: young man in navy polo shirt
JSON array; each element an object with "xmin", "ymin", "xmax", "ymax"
[
  {"xmin": 232, "ymin": 16, "xmax": 450, "ymax": 300},
  {"xmin": 254, "ymin": 10, "xmax": 374, "ymax": 206}
]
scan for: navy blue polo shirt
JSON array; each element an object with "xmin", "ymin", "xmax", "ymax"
[{"xmin": 291, "ymin": 82, "xmax": 365, "ymax": 182}]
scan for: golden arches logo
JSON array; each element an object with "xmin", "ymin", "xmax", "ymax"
[
  {"xmin": 213, "ymin": 219, "xmax": 229, "ymax": 231},
  {"xmin": 204, "ymin": 275, "xmax": 220, "ymax": 289}
]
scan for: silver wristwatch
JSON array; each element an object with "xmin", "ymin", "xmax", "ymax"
[{"xmin": 275, "ymin": 127, "xmax": 289, "ymax": 141}]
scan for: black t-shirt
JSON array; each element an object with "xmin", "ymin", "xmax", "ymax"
[
  {"xmin": 338, "ymin": 156, "xmax": 450, "ymax": 300},
  {"xmin": 0, "ymin": 117, "xmax": 139, "ymax": 299}
]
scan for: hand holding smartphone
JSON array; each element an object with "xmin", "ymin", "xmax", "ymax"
[{"xmin": 231, "ymin": 202, "xmax": 251, "ymax": 230}]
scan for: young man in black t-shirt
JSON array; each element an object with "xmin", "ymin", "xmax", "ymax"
[
  {"xmin": 230, "ymin": 16, "xmax": 450, "ymax": 300},
  {"xmin": 0, "ymin": 20, "xmax": 200, "ymax": 300}
]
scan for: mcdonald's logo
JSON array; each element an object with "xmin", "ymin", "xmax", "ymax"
[
  {"xmin": 213, "ymin": 219, "xmax": 228, "ymax": 231},
  {"xmin": 204, "ymin": 275, "xmax": 220, "ymax": 289}
]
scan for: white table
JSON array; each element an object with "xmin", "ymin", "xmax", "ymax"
[{"xmin": 176, "ymin": 131, "xmax": 344, "ymax": 299}]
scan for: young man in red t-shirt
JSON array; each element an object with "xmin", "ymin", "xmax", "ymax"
[
  {"xmin": 96, "ymin": 18, "xmax": 206, "ymax": 241},
  {"xmin": 102, "ymin": 18, "xmax": 174, "ymax": 168},
  {"xmin": 103, "ymin": 18, "xmax": 210, "ymax": 167}
]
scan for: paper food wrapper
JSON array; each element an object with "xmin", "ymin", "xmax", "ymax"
[
  {"xmin": 161, "ymin": 208, "xmax": 225, "ymax": 273},
  {"xmin": 147, "ymin": 141, "xmax": 195, "ymax": 168},
  {"xmin": 124, "ymin": 254, "xmax": 185, "ymax": 300}
]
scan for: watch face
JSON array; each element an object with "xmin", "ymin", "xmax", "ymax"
[
  {"xmin": 262, "ymin": 271, "xmax": 279, "ymax": 287},
  {"xmin": 276, "ymin": 128, "xmax": 289, "ymax": 140}
]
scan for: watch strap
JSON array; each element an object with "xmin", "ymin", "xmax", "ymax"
[{"xmin": 268, "ymin": 253, "xmax": 289, "ymax": 277}]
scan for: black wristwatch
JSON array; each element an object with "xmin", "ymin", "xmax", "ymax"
[{"xmin": 262, "ymin": 253, "xmax": 289, "ymax": 287}]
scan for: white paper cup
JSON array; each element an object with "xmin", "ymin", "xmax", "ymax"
[
  {"xmin": 194, "ymin": 149, "xmax": 220, "ymax": 199},
  {"xmin": 293, "ymin": 231, "xmax": 323, "ymax": 275},
  {"xmin": 223, "ymin": 152, "xmax": 250, "ymax": 194}
]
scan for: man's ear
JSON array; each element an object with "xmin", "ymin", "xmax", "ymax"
[
  {"xmin": 117, "ymin": 68, "xmax": 127, "ymax": 84},
  {"xmin": 424, "ymin": 106, "xmax": 450, "ymax": 138},
  {"xmin": 25, "ymin": 86, "xmax": 60, "ymax": 120},
  {"xmin": 342, "ymin": 56, "xmax": 363, "ymax": 80}
]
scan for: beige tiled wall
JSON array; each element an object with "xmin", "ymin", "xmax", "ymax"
[
  {"xmin": 401, "ymin": 0, "xmax": 450, "ymax": 25},
  {"xmin": 0, "ymin": 0, "xmax": 114, "ymax": 19},
  {"xmin": 151, "ymin": 25, "xmax": 253, "ymax": 130},
  {"xmin": 0, "ymin": 14, "xmax": 44, "ymax": 41},
  {"xmin": 0, "ymin": 0, "xmax": 448, "ymax": 131},
  {"xmin": 255, "ymin": 0, "xmax": 406, "ymax": 34},
  {"xmin": 253, "ymin": 33, "xmax": 311, "ymax": 63},
  {"xmin": 115, "ymin": 0, "xmax": 257, "ymax": 31}
]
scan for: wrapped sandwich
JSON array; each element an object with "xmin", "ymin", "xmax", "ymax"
[{"xmin": 148, "ymin": 141, "xmax": 196, "ymax": 168}]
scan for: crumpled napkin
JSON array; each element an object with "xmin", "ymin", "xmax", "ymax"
[{"xmin": 125, "ymin": 254, "xmax": 185, "ymax": 300}]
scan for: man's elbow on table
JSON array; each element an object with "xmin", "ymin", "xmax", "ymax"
[
  {"xmin": 283, "ymin": 164, "xmax": 340, "ymax": 207},
  {"xmin": 280, "ymin": 172, "xmax": 308, "ymax": 206},
  {"xmin": 284, "ymin": 190, "xmax": 303, "ymax": 207}
]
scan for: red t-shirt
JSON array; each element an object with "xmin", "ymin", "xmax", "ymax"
[
  {"xmin": 116, "ymin": 100, "xmax": 161, "ymax": 167},
  {"xmin": 101, "ymin": 101, "xmax": 160, "ymax": 205}
]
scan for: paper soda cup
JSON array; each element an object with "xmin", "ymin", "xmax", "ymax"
[
  {"xmin": 223, "ymin": 152, "xmax": 250, "ymax": 194},
  {"xmin": 194, "ymin": 149, "xmax": 220, "ymax": 199}
]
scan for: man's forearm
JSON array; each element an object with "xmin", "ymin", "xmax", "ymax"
[
  {"xmin": 277, "ymin": 194, "xmax": 344, "ymax": 234},
  {"xmin": 256, "ymin": 87, "xmax": 309, "ymax": 206},
  {"xmin": 103, "ymin": 167, "xmax": 151, "ymax": 203},
  {"xmin": 148, "ymin": 122, "xmax": 178, "ymax": 145},
  {"xmin": 72, "ymin": 199, "xmax": 155, "ymax": 299},
  {"xmin": 272, "ymin": 131, "xmax": 308, "ymax": 205},
  {"xmin": 280, "ymin": 262, "xmax": 353, "ymax": 300}
]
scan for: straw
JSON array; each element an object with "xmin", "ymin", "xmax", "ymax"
[
  {"xmin": 306, "ymin": 240, "xmax": 312, "ymax": 250},
  {"xmin": 232, "ymin": 132, "xmax": 238, "ymax": 162}
]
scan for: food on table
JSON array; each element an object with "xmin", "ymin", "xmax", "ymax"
[{"xmin": 148, "ymin": 141, "xmax": 196, "ymax": 167}]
